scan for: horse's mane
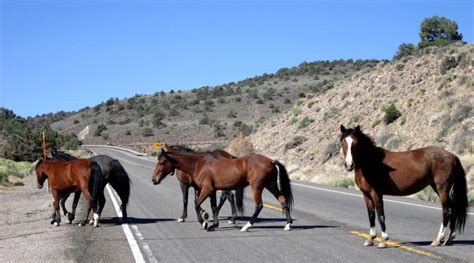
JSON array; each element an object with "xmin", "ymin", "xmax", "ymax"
[
  {"xmin": 51, "ymin": 149, "xmax": 78, "ymax": 161},
  {"xmin": 172, "ymin": 145, "xmax": 195, "ymax": 152}
]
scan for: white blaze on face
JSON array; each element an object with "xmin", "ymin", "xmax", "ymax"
[{"xmin": 345, "ymin": 137, "xmax": 354, "ymax": 167}]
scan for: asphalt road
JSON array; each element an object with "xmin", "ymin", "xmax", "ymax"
[{"xmin": 75, "ymin": 146, "xmax": 473, "ymax": 262}]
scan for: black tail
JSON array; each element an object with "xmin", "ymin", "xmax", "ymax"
[
  {"xmin": 449, "ymin": 157, "xmax": 468, "ymax": 233},
  {"xmin": 108, "ymin": 160, "xmax": 131, "ymax": 218},
  {"xmin": 274, "ymin": 161, "xmax": 294, "ymax": 211},
  {"xmin": 235, "ymin": 188, "xmax": 245, "ymax": 215},
  {"xmin": 90, "ymin": 162, "xmax": 105, "ymax": 213}
]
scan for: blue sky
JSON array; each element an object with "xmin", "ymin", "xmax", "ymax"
[{"xmin": 1, "ymin": 0, "xmax": 473, "ymax": 118}]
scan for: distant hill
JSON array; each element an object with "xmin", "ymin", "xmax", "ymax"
[
  {"xmin": 250, "ymin": 43, "xmax": 473, "ymax": 189},
  {"xmin": 50, "ymin": 59, "xmax": 381, "ymax": 151}
]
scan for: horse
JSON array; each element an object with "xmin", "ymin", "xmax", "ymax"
[
  {"xmin": 51, "ymin": 150, "xmax": 131, "ymax": 223},
  {"xmin": 152, "ymin": 146, "xmax": 243, "ymax": 227},
  {"xmin": 35, "ymin": 159, "xmax": 105, "ymax": 227},
  {"xmin": 339, "ymin": 125, "xmax": 468, "ymax": 248},
  {"xmin": 154, "ymin": 144, "xmax": 293, "ymax": 232}
]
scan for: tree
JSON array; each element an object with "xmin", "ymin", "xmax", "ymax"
[
  {"xmin": 418, "ymin": 16, "xmax": 463, "ymax": 48},
  {"xmin": 393, "ymin": 43, "xmax": 416, "ymax": 61}
]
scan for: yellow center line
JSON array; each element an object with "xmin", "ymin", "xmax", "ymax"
[
  {"xmin": 263, "ymin": 203, "xmax": 283, "ymax": 212},
  {"xmin": 349, "ymin": 231, "xmax": 442, "ymax": 260}
]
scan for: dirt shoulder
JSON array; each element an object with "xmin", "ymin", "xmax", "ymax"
[{"xmin": 0, "ymin": 174, "xmax": 78, "ymax": 262}]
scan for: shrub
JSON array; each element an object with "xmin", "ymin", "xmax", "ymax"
[
  {"xmin": 142, "ymin": 128, "xmax": 154, "ymax": 137},
  {"xmin": 73, "ymin": 119, "xmax": 80, "ymax": 124},
  {"xmin": 298, "ymin": 116, "xmax": 314, "ymax": 129},
  {"xmin": 439, "ymin": 56, "xmax": 459, "ymax": 75},
  {"xmin": 284, "ymin": 136, "xmax": 307, "ymax": 151},
  {"xmin": 383, "ymin": 104, "xmax": 401, "ymax": 124},
  {"xmin": 393, "ymin": 43, "xmax": 416, "ymax": 61},
  {"xmin": 125, "ymin": 130, "xmax": 132, "ymax": 136},
  {"xmin": 94, "ymin": 124, "xmax": 107, "ymax": 136},
  {"xmin": 416, "ymin": 186, "xmax": 439, "ymax": 202},
  {"xmin": 321, "ymin": 140, "xmax": 340, "ymax": 163},
  {"xmin": 334, "ymin": 178, "xmax": 355, "ymax": 188}
]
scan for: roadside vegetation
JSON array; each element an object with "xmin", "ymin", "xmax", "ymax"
[{"xmin": 0, "ymin": 158, "xmax": 32, "ymax": 186}]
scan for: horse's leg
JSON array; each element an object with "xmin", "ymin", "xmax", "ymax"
[
  {"xmin": 78, "ymin": 190, "xmax": 93, "ymax": 227},
  {"xmin": 60, "ymin": 192, "xmax": 70, "ymax": 217},
  {"xmin": 97, "ymin": 185, "xmax": 107, "ymax": 217},
  {"xmin": 240, "ymin": 188, "xmax": 263, "ymax": 232},
  {"xmin": 373, "ymin": 193, "xmax": 389, "ymax": 248},
  {"xmin": 431, "ymin": 185, "xmax": 452, "ymax": 246},
  {"xmin": 178, "ymin": 182, "xmax": 189, "ymax": 222},
  {"xmin": 363, "ymin": 194, "xmax": 376, "ymax": 247},
  {"xmin": 227, "ymin": 191, "xmax": 237, "ymax": 224},
  {"xmin": 68, "ymin": 191, "xmax": 81, "ymax": 223},
  {"xmin": 51, "ymin": 190, "xmax": 61, "ymax": 226},
  {"xmin": 193, "ymin": 188, "xmax": 207, "ymax": 224},
  {"xmin": 196, "ymin": 187, "xmax": 213, "ymax": 229},
  {"xmin": 207, "ymin": 192, "xmax": 219, "ymax": 232},
  {"xmin": 265, "ymin": 182, "xmax": 292, "ymax": 231}
]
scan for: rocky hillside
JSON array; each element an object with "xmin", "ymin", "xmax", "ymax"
[
  {"xmin": 250, "ymin": 43, "xmax": 473, "ymax": 189},
  {"xmin": 50, "ymin": 59, "xmax": 380, "ymax": 151}
]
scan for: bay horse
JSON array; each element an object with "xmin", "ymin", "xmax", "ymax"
[
  {"xmin": 152, "ymin": 146, "xmax": 243, "ymax": 227},
  {"xmin": 51, "ymin": 150, "xmax": 131, "ymax": 223},
  {"xmin": 339, "ymin": 125, "xmax": 468, "ymax": 248},
  {"xmin": 155, "ymin": 144, "xmax": 293, "ymax": 232},
  {"xmin": 35, "ymin": 159, "xmax": 105, "ymax": 227}
]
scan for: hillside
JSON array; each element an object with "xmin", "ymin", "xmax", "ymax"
[
  {"xmin": 250, "ymin": 43, "xmax": 473, "ymax": 189},
  {"xmin": 50, "ymin": 59, "xmax": 380, "ymax": 151}
]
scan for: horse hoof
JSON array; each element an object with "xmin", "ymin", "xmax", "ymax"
[
  {"xmin": 177, "ymin": 218, "xmax": 185, "ymax": 223},
  {"xmin": 363, "ymin": 239, "xmax": 374, "ymax": 247},
  {"xmin": 228, "ymin": 220, "xmax": 236, "ymax": 225},
  {"xmin": 430, "ymin": 239, "xmax": 441, "ymax": 246},
  {"xmin": 283, "ymin": 223, "xmax": 291, "ymax": 231},
  {"xmin": 240, "ymin": 222, "xmax": 252, "ymax": 232},
  {"xmin": 53, "ymin": 222, "xmax": 59, "ymax": 226},
  {"xmin": 94, "ymin": 223, "xmax": 100, "ymax": 228},
  {"xmin": 65, "ymin": 219, "xmax": 71, "ymax": 224},
  {"xmin": 202, "ymin": 221, "xmax": 208, "ymax": 230},
  {"xmin": 377, "ymin": 242, "xmax": 388, "ymax": 248},
  {"xmin": 207, "ymin": 226, "xmax": 215, "ymax": 232},
  {"xmin": 443, "ymin": 233, "xmax": 455, "ymax": 246}
]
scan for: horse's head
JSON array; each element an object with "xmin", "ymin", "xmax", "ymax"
[
  {"xmin": 152, "ymin": 149, "xmax": 175, "ymax": 185},
  {"xmin": 339, "ymin": 125, "xmax": 362, "ymax": 171},
  {"xmin": 35, "ymin": 159, "xmax": 48, "ymax": 189}
]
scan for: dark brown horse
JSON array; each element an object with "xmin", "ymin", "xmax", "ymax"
[
  {"xmin": 152, "ymin": 146, "xmax": 244, "ymax": 228},
  {"xmin": 35, "ymin": 159, "xmax": 105, "ymax": 227},
  {"xmin": 340, "ymin": 125, "xmax": 468, "ymax": 248},
  {"xmin": 153, "ymin": 145, "xmax": 293, "ymax": 232}
]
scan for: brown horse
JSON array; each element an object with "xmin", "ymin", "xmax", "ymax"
[
  {"xmin": 35, "ymin": 159, "xmax": 105, "ymax": 227},
  {"xmin": 152, "ymin": 146, "xmax": 244, "ymax": 228},
  {"xmin": 340, "ymin": 125, "xmax": 468, "ymax": 248},
  {"xmin": 154, "ymin": 145, "xmax": 293, "ymax": 232}
]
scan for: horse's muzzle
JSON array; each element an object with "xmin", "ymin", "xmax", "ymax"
[
  {"xmin": 152, "ymin": 178, "xmax": 161, "ymax": 185},
  {"xmin": 37, "ymin": 183, "xmax": 43, "ymax": 189}
]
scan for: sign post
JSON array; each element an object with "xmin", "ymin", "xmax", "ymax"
[{"xmin": 42, "ymin": 131, "xmax": 46, "ymax": 160}]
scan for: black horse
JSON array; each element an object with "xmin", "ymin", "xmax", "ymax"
[{"xmin": 51, "ymin": 150, "xmax": 131, "ymax": 223}]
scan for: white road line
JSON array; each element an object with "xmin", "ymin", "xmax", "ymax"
[
  {"xmin": 106, "ymin": 185, "xmax": 145, "ymax": 263},
  {"xmin": 292, "ymin": 182, "xmax": 474, "ymax": 215},
  {"xmin": 131, "ymin": 225, "xmax": 158, "ymax": 263}
]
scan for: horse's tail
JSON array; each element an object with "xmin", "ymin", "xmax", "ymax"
[
  {"xmin": 90, "ymin": 161, "xmax": 105, "ymax": 212},
  {"xmin": 235, "ymin": 188, "xmax": 245, "ymax": 215},
  {"xmin": 273, "ymin": 160, "xmax": 294, "ymax": 211},
  {"xmin": 449, "ymin": 157, "xmax": 468, "ymax": 233},
  {"xmin": 108, "ymin": 160, "xmax": 131, "ymax": 217}
]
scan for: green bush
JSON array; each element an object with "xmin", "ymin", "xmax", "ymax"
[
  {"xmin": 142, "ymin": 128, "xmax": 154, "ymax": 137},
  {"xmin": 298, "ymin": 116, "xmax": 314, "ymax": 129},
  {"xmin": 284, "ymin": 136, "xmax": 307, "ymax": 151},
  {"xmin": 334, "ymin": 178, "xmax": 354, "ymax": 188},
  {"xmin": 416, "ymin": 186, "xmax": 439, "ymax": 202},
  {"xmin": 0, "ymin": 158, "xmax": 31, "ymax": 186},
  {"xmin": 383, "ymin": 104, "xmax": 401, "ymax": 124},
  {"xmin": 94, "ymin": 124, "xmax": 107, "ymax": 136}
]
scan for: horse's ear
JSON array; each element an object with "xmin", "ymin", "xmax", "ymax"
[
  {"xmin": 355, "ymin": 125, "xmax": 361, "ymax": 133},
  {"xmin": 163, "ymin": 144, "xmax": 169, "ymax": 152},
  {"xmin": 340, "ymin": 125, "xmax": 346, "ymax": 133}
]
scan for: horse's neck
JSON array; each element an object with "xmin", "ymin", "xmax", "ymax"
[
  {"xmin": 168, "ymin": 152, "xmax": 200, "ymax": 176},
  {"xmin": 356, "ymin": 144, "xmax": 385, "ymax": 169}
]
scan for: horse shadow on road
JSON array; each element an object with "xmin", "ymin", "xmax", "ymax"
[
  {"xmin": 98, "ymin": 217, "xmax": 175, "ymax": 225},
  {"xmin": 402, "ymin": 240, "xmax": 474, "ymax": 247},
  {"xmin": 216, "ymin": 216, "xmax": 337, "ymax": 231}
]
